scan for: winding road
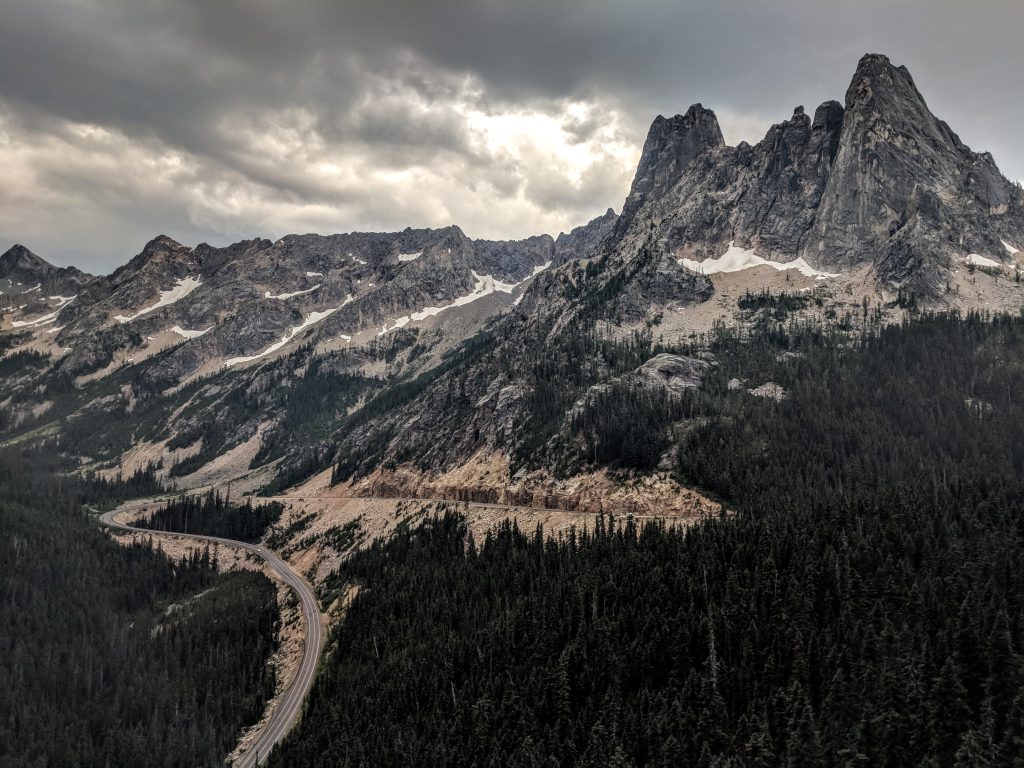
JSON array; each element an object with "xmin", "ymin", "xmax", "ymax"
[{"xmin": 97, "ymin": 505, "xmax": 324, "ymax": 767}]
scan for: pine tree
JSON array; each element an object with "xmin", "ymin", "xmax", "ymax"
[{"xmin": 930, "ymin": 658, "xmax": 971, "ymax": 764}]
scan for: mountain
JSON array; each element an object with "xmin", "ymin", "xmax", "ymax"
[
  {"xmin": 0, "ymin": 244, "xmax": 92, "ymax": 296},
  {"xmin": 608, "ymin": 54, "xmax": 1024, "ymax": 298},
  {"xmin": 0, "ymin": 212, "xmax": 618, "ymax": 449},
  {"xmin": 1, "ymin": 212, "xmax": 615, "ymax": 383},
  {"xmin": 811, "ymin": 54, "xmax": 1023, "ymax": 292},
  {"xmin": 1, "ymin": 53, "xmax": 1022, "ymax": 508},
  {"xmin": 315, "ymin": 53, "xmax": 1024, "ymax": 502}
]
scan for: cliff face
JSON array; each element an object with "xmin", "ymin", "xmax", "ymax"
[
  {"xmin": 806, "ymin": 54, "xmax": 1024, "ymax": 293},
  {"xmin": 606, "ymin": 54, "xmax": 1024, "ymax": 296}
]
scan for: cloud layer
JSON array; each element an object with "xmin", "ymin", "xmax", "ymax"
[{"xmin": 1, "ymin": 0, "xmax": 1021, "ymax": 272}]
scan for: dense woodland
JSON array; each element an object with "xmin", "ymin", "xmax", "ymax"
[
  {"xmin": 0, "ymin": 449, "xmax": 279, "ymax": 767},
  {"xmin": 276, "ymin": 311, "xmax": 1024, "ymax": 766},
  {"xmin": 137, "ymin": 490, "xmax": 283, "ymax": 542}
]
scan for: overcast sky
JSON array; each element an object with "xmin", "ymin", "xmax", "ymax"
[{"xmin": 1, "ymin": 0, "xmax": 1021, "ymax": 272}]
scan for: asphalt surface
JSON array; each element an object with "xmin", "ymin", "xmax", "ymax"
[{"xmin": 97, "ymin": 506, "xmax": 324, "ymax": 767}]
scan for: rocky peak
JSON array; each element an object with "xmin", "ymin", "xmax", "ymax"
[
  {"xmin": 140, "ymin": 235, "xmax": 190, "ymax": 260},
  {"xmin": 118, "ymin": 235, "xmax": 194, "ymax": 274},
  {"xmin": 0, "ymin": 244, "xmax": 56, "ymax": 279},
  {"xmin": 843, "ymin": 53, "xmax": 961, "ymax": 150},
  {"xmin": 0, "ymin": 244, "xmax": 92, "ymax": 295},
  {"xmin": 95, "ymin": 234, "xmax": 200, "ymax": 302},
  {"xmin": 614, "ymin": 104, "xmax": 724, "ymax": 238},
  {"xmin": 805, "ymin": 53, "xmax": 1023, "ymax": 291},
  {"xmin": 432, "ymin": 225, "xmax": 470, "ymax": 250},
  {"xmin": 594, "ymin": 52, "xmax": 1024, "ymax": 296}
]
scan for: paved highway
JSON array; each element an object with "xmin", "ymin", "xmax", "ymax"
[{"xmin": 97, "ymin": 506, "xmax": 324, "ymax": 767}]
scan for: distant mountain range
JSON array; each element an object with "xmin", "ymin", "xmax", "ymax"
[{"xmin": 1, "ymin": 53, "xmax": 1022, "ymax": 506}]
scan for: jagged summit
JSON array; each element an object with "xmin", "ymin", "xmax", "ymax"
[
  {"xmin": 602, "ymin": 53, "xmax": 1024, "ymax": 295},
  {"xmin": 631, "ymin": 104, "xmax": 724, "ymax": 189},
  {"xmin": 805, "ymin": 54, "xmax": 1023, "ymax": 289},
  {"xmin": 100, "ymin": 234, "xmax": 200, "ymax": 297},
  {"xmin": 613, "ymin": 103, "xmax": 724, "ymax": 239},
  {"xmin": 853, "ymin": 52, "xmax": 906, "ymax": 75},
  {"xmin": 142, "ymin": 234, "xmax": 188, "ymax": 255}
]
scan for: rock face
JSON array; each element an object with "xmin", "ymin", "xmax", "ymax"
[
  {"xmin": 607, "ymin": 99, "xmax": 846, "ymax": 264},
  {"xmin": 806, "ymin": 54, "xmax": 1024, "ymax": 293},
  {"xmin": 552, "ymin": 208, "xmax": 619, "ymax": 265},
  {"xmin": 634, "ymin": 354, "xmax": 709, "ymax": 393},
  {"xmin": 607, "ymin": 54, "xmax": 1024, "ymax": 296},
  {"xmin": 613, "ymin": 104, "xmax": 725, "ymax": 241}
]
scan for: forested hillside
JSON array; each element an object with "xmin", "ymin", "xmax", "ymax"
[
  {"xmin": 0, "ymin": 451, "xmax": 279, "ymax": 767},
  {"xmin": 273, "ymin": 311, "xmax": 1024, "ymax": 767}
]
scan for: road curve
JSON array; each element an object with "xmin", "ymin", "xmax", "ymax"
[{"xmin": 96, "ymin": 506, "xmax": 324, "ymax": 767}]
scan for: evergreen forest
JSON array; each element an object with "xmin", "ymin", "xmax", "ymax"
[
  {"xmin": 137, "ymin": 490, "xmax": 283, "ymax": 542},
  {"xmin": 273, "ymin": 311, "xmax": 1024, "ymax": 767},
  {"xmin": 0, "ymin": 449, "xmax": 279, "ymax": 767}
]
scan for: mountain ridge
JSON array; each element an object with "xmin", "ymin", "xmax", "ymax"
[{"xmin": 1, "ymin": 52, "xmax": 1023, "ymax": 505}]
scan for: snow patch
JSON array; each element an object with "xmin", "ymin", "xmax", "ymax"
[
  {"xmin": 22, "ymin": 283, "xmax": 41, "ymax": 293},
  {"xmin": 114, "ymin": 276, "xmax": 202, "ymax": 323},
  {"xmin": 377, "ymin": 266, "xmax": 550, "ymax": 335},
  {"xmin": 509, "ymin": 262, "xmax": 551, "ymax": 308},
  {"xmin": 224, "ymin": 295, "xmax": 353, "ymax": 367},
  {"xmin": 171, "ymin": 325, "xmax": 213, "ymax": 340},
  {"xmin": 305, "ymin": 271, "xmax": 323, "ymax": 277},
  {"xmin": 679, "ymin": 242, "xmax": 838, "ymax": 279},
  {"xmin": 1001, "ymin": 239, "xmax": 1020, "ymax": 256},
  {"xmin": 398, "ymin": 251, "xmax": 422, "ymax": 262},
  {"xmin": 265, "ymin": 284, "xmax": 320, "ymax": 300},
  {"xmin": 965, "ymin": 253, "xmax": 1001, "ymax": 268},
  {"xmin": 9, "ymin": 294, "xmax": 77, "ymax": 327},
  {"xmin": 528, "ymin": 260, "xmax": 552, "ymax": 279}
]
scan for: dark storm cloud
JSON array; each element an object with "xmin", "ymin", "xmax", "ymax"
[{"xmin": 0, "ymin": 0, "xmax": 1021, "ymax": 271}]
